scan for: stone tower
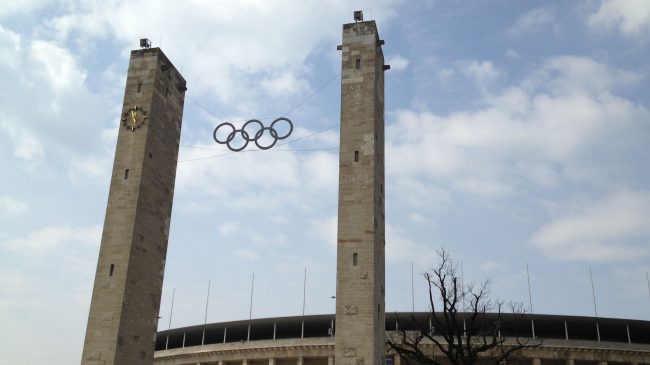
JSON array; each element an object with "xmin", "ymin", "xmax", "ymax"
[
  {"xmin": 335, "ymin": 15, "xmax": 387, "ymax": 365},
  {"xmin": 81, "ymin": 47, "xmax": 186, "ymax": 364}
]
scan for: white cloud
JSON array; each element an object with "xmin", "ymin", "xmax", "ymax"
[
  {"xmin": 508, "ymin": 6, "xmax": 555, "ymax": 35},
  {"xmin": 505, "ymin": 49, "xmax": 520, "ymax": 59},
  {"xmin": 459, "ymin": 60, "xmax": 499, "ymax": 89},
  {"xmin": 436, "ymin": 67, "xmax": 455, "ymax": 81},
  {"xmin": 386, "ymin": 54, "xmax": 409, "ymax": 72},
  {"xmin": 29, "ymin": 40, "xmax": 87, "ymax": 91},
  {"xmin": 0, "ymin": 24, "xmax": 117, "ymax": 187},
  {"xmin": 386, "ymin": 223, "xmax": 437, "ymax": 265},
  {"xmin": 2, "ymin": 225, "xmax": 101, "ymax": 255},
  {"xmin": 481, "ymin": 260, "xmax": 503, "ymax": 271},
  {"xmin": 530, "ymin": 191, "xmax": 650, "ymax": 262},
  {"xmin": 588, "ymin": 0, "xmax": 650, "ymax": 38},
  {"xmin": 408, "ymin": 213, "xmax": 426, "ymax": 224},
  {"xmin": 0, "ymin": 224, "xmax": 101, "ymax": 365},
  {"xmin": 302, "ymin": 151, "xmax": 339, "ymax": 190},
  {"xmin": 0, "ymin": 26, "xmax": 22, "ymax": 68},
  {"xmin": 41, "ymin": 0, "xmax": 404, "ymax": 104},
  {"xmin": 261, "ymin": 71, "xmax": 310, "ymax": 96},
  {"xmin": 0, "ymin": 196, "xmax": 28, "ymax": 215},
  {"xmin": 231, "ymin": 248, "xmax": 261, "ymax": 260},
  {"xmin": 218, "ymin": 221, "xmax": 240, "ymax": 236},
  {"xmin": 0, "ymin": 121, "xmax": 44, "ymax": 168},
  {"xmin": 0, "ymin": 0, "xmax": 48, "ymax": 18},
  {"xmin": 176, "ymin": 130, "xmax": 338, "ymax": 211},
  {"xmin": 68, "ymin": 153, "xmax": 112, "ymax": 185},
  {"xmin": 528, "ymin": 56, "xmax": 642, "ymax": 95},
  {"xmin": 310, "ymin": 216, "xmax": 338, "ymax": 247},
  {"xmin": 386, "ymin": 56, "xmax": 649, "ymax": 199}
]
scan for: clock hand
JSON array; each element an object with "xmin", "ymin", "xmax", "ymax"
[{"xmin": 130, "ymin": 110, "xmax": 137, "ymax": 127}]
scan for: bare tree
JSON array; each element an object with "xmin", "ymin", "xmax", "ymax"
[{"xmin": 386, "ymin": 249, "xmax": 540, "ymax": 365}]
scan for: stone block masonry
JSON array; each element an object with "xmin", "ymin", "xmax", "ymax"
[
  {"xmin": 81, "ymin": 47, "xmax": 186, "ymax": 365},
  {"xmin": 335, "ymin": 19, "xmax": 387, "ymax": 365}
]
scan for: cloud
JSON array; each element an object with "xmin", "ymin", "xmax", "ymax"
[
  {"xmin": 386, "ymin": 223, "xmax": 437, "ymax": 265},
  {"xmin": 0, "ymin": 121, "xmax": 45, "ymax": 168},
  {"xmin": 231, "ymin": 248, "xmax": 261, "ymax": 261},
  {"xmin": 408, "ymin": 213, "xmax": 426, "ymax": 224},
  {"xmin": 68, "ymin": 153, "xmax": 113, "ymax": 185},
  {"xmin": 261, "ymin": 71, "xmax": 310, "ymax": 96},
  {"xmin": 0, "ymin": 224, "xmax": 101, "ymax": 365},
  {"xmin": 0, "ymin": 196, "xmax": 28, "ymax": 215},
  {"xmin": 386, "ymin": 54, "xmax": 409, "ymax": 72},
  {"xmin": 530, "ymin": 191, "xmax": 650, "ymax": 262},
  {"xmin": 481, "ymin": 260, "xmax": 504, "ymax": 271},
  {"xmin": 2, "ymin": 225, "xmax": 101, "ymax": 255},
  {"xmin": 459, "ymin": 60, "xmax": 499, "ymax": 88},
  {"xmin": 527, "ymin": 56, "xmax": 642, "ymax": 95},
  {"xmin": 588, "ymin": 0, "xmax": 650, "ymax": 39},
  {"xmin": 0, "ymin": 24, "xmax": 118, "ymax": 185},
  {"xmin": 386, "ymin": 56, "xmax": 649, "ymax": 199},
  {"xmin": 29, "ymin": 40, "xmax": 87, "ymax": 91},
  {"xmin": 310, "ymin": 216, "xmax": 337, "ymax": 247},
  {"xmin": 0, "ymin": 0, "xmax": 48, "ymax": 18},
  {"xmin": 0, "ymin": 26, "xmax": 22, "ymax": 68},
  {"xmin": 41, "ymin": 0, "xmax": 404, "ymax": 105},
  {"xmin": 508, "ymin": 6, "xmax": 555, "ymax": 35},
  {"xmin": 218, "ymin": 221, "xmax": 240, "ymax": 236},
  {"xmin": 176, "ymin": 132, "xmax": 338, "ymax": 211}
]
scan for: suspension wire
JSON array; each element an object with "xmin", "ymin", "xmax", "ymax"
[
  {"xmin": 280, "ymin": 73, "xmax": 340, "ymax": 118},
  {"xmin": 176, "ymin": 72, "xmax": 341, "ymax": 161},
  {"xmin": 181, "ymin": 120, "xmax": 340, "ymax": 153},
  {"xmin": 178, "ymin": 124, "xmax": 339, "ymax": 163},
  {"xmin": 275, "ymin": 124, "xmax": 339, "ymax": 148},
  {"xmin": 188, "ymin": 98, "xmax": 228, "ymax": 124},
  {"xmin": 186, "ymin": 72, "xmax": 339, "ymax": 127}
]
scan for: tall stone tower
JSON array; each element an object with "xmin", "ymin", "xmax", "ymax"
[
  {"xmin": 335, "ymin": 14, "xmax": 387, "ymax": 365},
  {"xmin": 81, "ymin": 47, "xmax": 186, "ymax": 364}
]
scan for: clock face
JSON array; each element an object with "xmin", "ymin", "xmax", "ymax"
[{"xmin": 121, "ymin": 105, "xmax": 148, "ymax": 131}]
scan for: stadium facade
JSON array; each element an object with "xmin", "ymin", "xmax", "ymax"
[{"xmin": 153, "ymin": 313, "xmax": 650, "ymax": 364}]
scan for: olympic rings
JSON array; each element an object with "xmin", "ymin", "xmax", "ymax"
[{"xmin": 213, "ymin": 117, "xmax": 293, "ymax": 152}]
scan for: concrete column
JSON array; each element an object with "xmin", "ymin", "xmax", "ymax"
[
  {"xmin": 80, "ymin": 47, "xmax": 186, "ymax": 365},
  {"xmin": 243, "ymin": 359, "xmax": 249, "ymax": 365},
  {"xmin": 598, "ymin": 362, "xmax": 607, "ymax": 365},
  {"xmin": 297, "ymin": 357, "xmax": 304, "ymax": 365},
  {"xmin": 394, "ymin": 355, "xmax": 401, "ymax": 365},
  {"xmin": 270, "ymin": 358, "xmax": 276, "ymax": 365},
  {"xmin": 335, "ymin": 16, "xmax": 386, "ymax": 365},
  {"xmin": 218, "ymin": 360, "xmax": 224, "ymax": 365},
  {"xmin": 565, "ymin": 360, "xmax": 574, "ymax": 365},
  {"xmin": 328, "ymin": 356, "xmax": 334, "ymax": 365},
  {"xmin": 532, "ymin": 359, "xmax": 541, "ymax": 365}
]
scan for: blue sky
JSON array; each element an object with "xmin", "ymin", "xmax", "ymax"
[{"xmin": 1, "ymin": 1, "xmax": 650, "ymax": 364}]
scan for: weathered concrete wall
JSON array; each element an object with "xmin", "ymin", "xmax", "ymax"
[
  {"xmin": 335, "ymin": 19, "xmax": 387, "ymax": 365},
  {"xmin": 153, "ymin": 336, "xmax": 650, "ymax": 365},
  {"xmin": 81, "ymin": 48, "xmax": 186, "ymax": 365}
]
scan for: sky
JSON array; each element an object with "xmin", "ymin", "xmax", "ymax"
[{"xmin": 1, "ymin": 0, "xmax": 650, "ymax": 364}]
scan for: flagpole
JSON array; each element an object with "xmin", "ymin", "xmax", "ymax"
[
  {"xmin": 202, "ymin": 280, "xmax": 210, "ymax": 345},
  {"xmin": 460, "ymin": 261, "xmax": 465, "ymax": 310},
  {"xmin": 590, "ymin": 266, "xmax": 598, "ymax": 318},
  {"xmin": 526, "ymin": 263, "xmax": 533, "ymax": 313},
  {"xmin": 302, "ymin": 268, "xmax": 307, "ymax": 317},
  {"xmin": 590, "ymin": 266, "xmax": 600, "ymax": 341},
  {"xmin": 302, "ymin": 267, "xmax": 307, "ymax": 338},
  {"xmin": 165, "ymin": 288, "xmax": 175, "ymax": 350},
  {"xmin": 411, "ymin": 262, "xmax": 415, "ymax": 312},
  {"xmin": 247, "ymin": 273, "xmax": 254, "ymax": 341}
]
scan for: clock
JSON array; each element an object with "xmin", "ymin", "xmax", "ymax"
[{"xmin": 121, "ymin": 105, "xmax": 148, "ymax": 132}]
